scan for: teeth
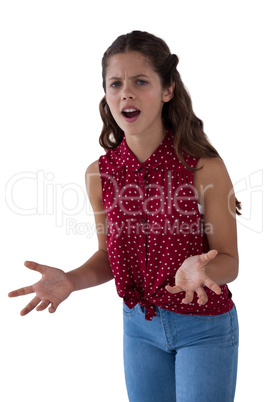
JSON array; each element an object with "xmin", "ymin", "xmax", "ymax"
[{"xmin": 123, "ymin": 108, "xmax": 138, "ymax": 113}]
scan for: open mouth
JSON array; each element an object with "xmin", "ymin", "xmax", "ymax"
[
  {"xmin": 122, "ymin": 109, "xmax": 140, "ymax": 118},
  {"xmin": 121, "ymin": 108, "xmax": 141, "ymax": 122}
]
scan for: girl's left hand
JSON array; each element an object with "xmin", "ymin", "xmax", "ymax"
[{"xmin": 165, "ymin": 250, "xmax": 222, "ymax": 305}]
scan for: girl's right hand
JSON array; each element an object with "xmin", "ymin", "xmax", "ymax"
[{"xmin": 8, "ymin": 261, "xmax": 75, "ymax": 316}]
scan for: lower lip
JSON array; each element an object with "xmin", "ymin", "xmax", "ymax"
[{"xmin": 122, "ymin": 113, "xmax": 141, "ymax": 123}]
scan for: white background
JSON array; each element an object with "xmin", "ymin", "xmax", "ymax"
[{"xmin": 1, "ymin": 0, "xmax": 267, "ymax": 401}]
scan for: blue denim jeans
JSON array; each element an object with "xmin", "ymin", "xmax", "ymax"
[{"xmin": 123, "ymin": 302, "xmax": 239, "ymax": 402}]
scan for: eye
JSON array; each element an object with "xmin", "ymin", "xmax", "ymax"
[
  {"xmin": 137, "ymin": 80, "xmax": 147, "ymax": 85},
  {"xmin": 111, "ymin": 81, "xmax": 121, "ymax": 88}
]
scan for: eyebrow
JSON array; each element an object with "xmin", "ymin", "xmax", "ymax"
[{"xmin": 108, "ymin": 74, "xmax": 150, "ymax": 81}]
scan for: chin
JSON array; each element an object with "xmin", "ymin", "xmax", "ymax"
[{"xmin": 124, "ymin": 128, "xmax": 144, "ymax": 137}]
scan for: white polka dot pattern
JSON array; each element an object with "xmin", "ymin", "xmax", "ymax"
[{"xmin": 98, "ymin": 130, "xmax": 233, "ymax": 320}]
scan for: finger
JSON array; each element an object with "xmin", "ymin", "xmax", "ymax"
[
  {"xmin": 36, "ymin": 300, "xmax": 51, "ymax": 312},
  {"xmin": 203, "ymin": 277, "xmax": 221, "ymax": 295},
  {"xmin": 24, "ymin": 261, "xmax": 46, "ymax": 274},
  {"xmin": 8, "ymin": 286, "xmax": 34, "ymax": 298},
  {"xmin": 20, "ymin": 296, "xmax": 41, "ymax": 316},
  {"xmin": 49, "ymin": 303, "xmax": 58, "ymax": 313},
  {"xmin": 182, "ymin": 290, "xmax": 194, "ymax": 304},
  {"xmin": 200, "ymin": 250, "xmax": 218, "ymax": 266},
  {"xmin": 165, "ymin": 285, "xmax": 184, "ymax": 294},
  {"xmin": 196, "ymin": 287, "xmax": 208, "ymax": 305}
]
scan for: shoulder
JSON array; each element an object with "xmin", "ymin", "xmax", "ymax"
[
  {"xmin": 194, "ymin": 157, "xmax": 233, "ymax": 204},
  {"xmin": 85, "ymin": 159, "xmax": 100, "ymax": 175},
  {"xmin": 85, "ymin": 160, "xmax": 103, "ymax": 208},
  {"xmin": 195, "ymin": 157, "xmax": 231, "ymax": 184},
  {"xmin": 196, "ymin": 156, "xmax": 227, "ymax": 171}
]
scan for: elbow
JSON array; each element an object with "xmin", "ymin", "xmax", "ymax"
[
  {"xmin": 232, "ymin": 267, "xmax": 239, "ymax": 282},
  {"xmin": 230, "ymin": 254, "xmax": 239, "ymax": 283},
  {"xmin": 217, "ymin": 252, "xmax": 239, "ymax": 284},
  {"xmin": 235, "ymin": 258, "xmax": 239, "ymax": 280}
]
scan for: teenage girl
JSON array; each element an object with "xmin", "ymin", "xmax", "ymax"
[{"xmin": 9, "ymin": 31, "xmax": 240, "ymax": 402}]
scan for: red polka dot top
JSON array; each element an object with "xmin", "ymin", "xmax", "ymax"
[{"xmin": 98, "ymin": 129, "xmax": 233, "ymax": 320}]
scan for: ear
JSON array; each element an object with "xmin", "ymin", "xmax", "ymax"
[{"xmin": 162, "ymin": 82, "xmax": 175, "ymax": 103}]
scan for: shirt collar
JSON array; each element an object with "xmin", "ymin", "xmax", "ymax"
[{"xmin": 119, "ymin": 129, "xmax": 175, "ymax": 172}]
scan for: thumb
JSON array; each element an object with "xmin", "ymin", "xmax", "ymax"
[
  {"xmin": 200, "ymin": 250, "xmax": 218, "ymax": 266},
  {"xmin": 24, "ymin": 261, "xmax": 46, "ymax": 274}
]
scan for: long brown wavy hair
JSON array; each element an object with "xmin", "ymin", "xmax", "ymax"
[{"xmin": 99, "ymin": 30, "xmax": 241, "ymax": 215}]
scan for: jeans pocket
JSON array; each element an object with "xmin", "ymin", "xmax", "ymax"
[
  {"xmin": 185, "ymin": 306, "xmax": 239, "ymax": 348},
  {"xmin": 123, "ymin": 301, "xmax": 138, "ymax": 317},
  {"xmin": 190, "ymin": 310, "xmax": 230, "ymax": 321}
]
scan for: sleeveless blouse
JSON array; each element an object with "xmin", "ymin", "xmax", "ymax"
[{"xmin": 98, "ymin": 129, "xmax": 233, "ymax": 320}]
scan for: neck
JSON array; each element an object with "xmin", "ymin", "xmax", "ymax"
[{"xmin": 125, "ymin": 127, "xmax": 166, "ymax": 163}]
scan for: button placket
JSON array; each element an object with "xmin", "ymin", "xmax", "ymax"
[
  {"xmin": 137, "ymin": 167, "xmax": 148, "ymax": 275},
  {"xmin": 138, "ymin": 168, "xmax": 147, "ymax": 221}
]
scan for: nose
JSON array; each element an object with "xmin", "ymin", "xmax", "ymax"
[{"xmin": 121, "ymin": 83, "xmax": 136, "ymax": 100}]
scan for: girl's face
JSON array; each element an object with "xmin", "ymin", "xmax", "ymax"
[{"xmin": 105, "ymin": 51, "xmax": 174, "ymax": 139}]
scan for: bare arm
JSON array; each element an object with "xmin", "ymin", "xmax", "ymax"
[
  {"xmin": 194, "ymin": 157, "xmax": 239, "ymax": 285},
  {"xmin": 66, "ymin": 160, "xmax": 114, "ymax": 290},
  {"xmin": 166, "ymin": 157, "xmax": 239, "ymax": 304},
  {"xmin": 66, "ymin": 250, "xmax": 113, "ymax": 291},
  {"xmin": 8, "ymin": 160, "xmax": 113, "ymax": 315}
]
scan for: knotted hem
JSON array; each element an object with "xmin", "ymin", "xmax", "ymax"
[{"xmin": 123, "ymin": 289, "xmax": 156, "ymax": 321}]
